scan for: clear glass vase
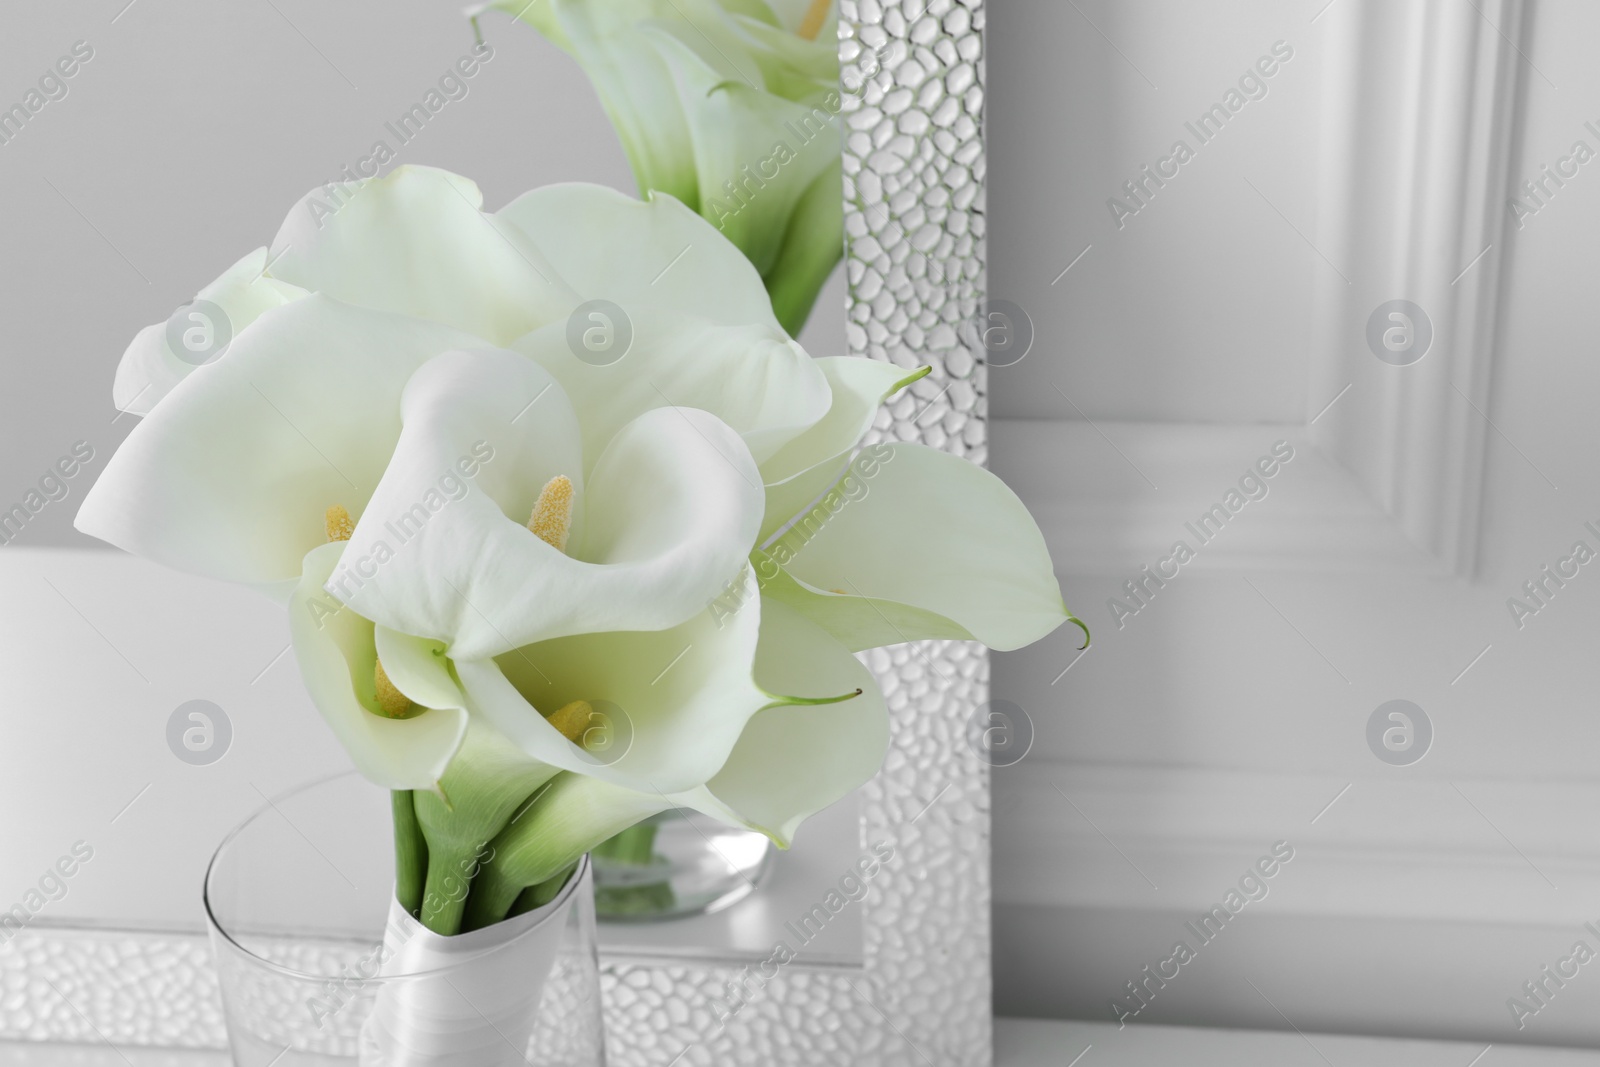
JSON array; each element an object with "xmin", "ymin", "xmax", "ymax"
[
  {"xmin": 204, "ymin": 771, "xmax": 605, "ymax": 1066},
  {"xmin": 592, "ymin": 809, "xmax": 773, "ymax": 921}
]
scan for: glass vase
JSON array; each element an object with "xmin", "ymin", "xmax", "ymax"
[
  {"xmin": 204, "ymin": 771, "xmax": 605, "ymax": 1066},
  {"xmin": 592, "ymin": 809, "xmax": 773, "ymax": 921}
]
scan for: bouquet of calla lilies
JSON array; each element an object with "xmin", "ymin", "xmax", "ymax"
[{"xmin": 78, "ymin": 2, "xmax": 1080, "ymax": 948}]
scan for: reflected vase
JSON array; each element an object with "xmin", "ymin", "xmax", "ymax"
[{"xmin": 592, "ymin": 809, "xmax": 773, "ymax": 922}]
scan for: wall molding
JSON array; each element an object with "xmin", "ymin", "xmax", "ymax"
[
  {"xmin": 995, "ymin": 760, "xmax": 1600, "ymax": 926},
  {"xmin": 994, "ymin": 420, "xmax": 1438, "ymax": 575},
  {"xmin": 1306, "ymin": 0, "xmax": 1527, "ymax": 578},
  {"xmin": 1019, "ymin": 0, "xmax": 1534, "ymax": 583},
  {"xmin": 992, "ymin": 759, "xmax": 1600, "ymax": 1047}
]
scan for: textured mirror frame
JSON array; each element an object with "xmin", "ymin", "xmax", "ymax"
[{"xmin": 600, "ymin": 1, "xmax": 994, "ymax": 1063}]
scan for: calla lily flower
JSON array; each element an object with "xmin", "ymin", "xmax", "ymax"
[
  {"xmin": 330, "ymin": 346, "xmax": 764, "ymax": 659},
  {"xmin": 483, "ymin": 0, "xmax": 845, "ymax": 335},
  {"xmin": 103, "ymin": 165, "xmax": 832, "ymax": 481},
  {"xmin": 115, "ymin": 247, "xmax": 308, "ymax": 417},
  {"xmin": 289, "ymin": 540, "xmax": 470, "ymax": 790},
  {"xmin": 290, "ymin": 544, "xmax": 886, "ymax": 922},
  {"xmin": 756, "ymin": 442, "xmax": 1089, "ymax": 653},
  {"xmin": 78, "ymin": 166, "xmax": 820, "ymax": 613},
  {"xmin": 457, "ymin": 591, "xmax": 888, "ymax": 926},
  {"xmin": 80, "ymin": 295, "xmax": 491, "ymax": 599},
  {"xmin": 111, "ymin": 165, "xmax": 575, "ymax": 421},
  {"xmin": 747, "ymin": 352, "xmax": 1089, "ymax": 654}
]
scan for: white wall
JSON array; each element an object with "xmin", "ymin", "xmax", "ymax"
[
  {"xmin": 988, "ymin": 0, "xmax": 1320, "ymax": 423},
  {"xmin": 989, "ymin": 0, "xmax": 1600, "ymax": 1049}
]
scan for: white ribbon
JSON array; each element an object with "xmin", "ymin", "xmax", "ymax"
[{"xmin": 359, "ymin": 859, "xmax": 587, "ymax": 1066}]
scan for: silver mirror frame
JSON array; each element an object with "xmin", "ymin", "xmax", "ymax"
[{"xmin": 601, "ymin": 1, "xmax": 995, "ymax": 1062}]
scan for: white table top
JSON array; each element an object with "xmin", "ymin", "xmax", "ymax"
[
  {"xmin": 997, "ymin": 1019, "xmax": 1597, "ymax": 1066},
  {"xmin": 2, "ymin": 1019, "xmax": 1594, "ymax": 1064}
]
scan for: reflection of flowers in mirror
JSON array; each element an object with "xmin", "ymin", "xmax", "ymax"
[{"xmin": 706, "ymin": 89, "xmax": 844, "ymax": 232}]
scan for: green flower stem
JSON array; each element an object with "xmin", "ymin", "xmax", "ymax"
[
  {"xmin": 418, "ymin": 841, "xmax": 483, "ymax": 937},
  {"xmin": 596, "ymin": 880, "xmax": 677, "ymax": 917},
  {"xmin": 593, "ymin": 818, "xmax": 676, "ymax": 919},
  {"xmin": 508, "ymin": 862, "xmax": 579, "ymax": 918},
  {"xmin": 593, "ymin": 821, "xmax": 658, "ymax": 866},
  {"xmin": 766, "ymin": 161, "xmax": 844, "ymax": 337},
  {"xmin": 413, "ymin": 725, "xmax": 562, "ymax": 936},
  {"xmin": 464, "ymin": 855, "xmax": 542, "ymax": 932},
  {"xmin": 391, "ymin": 791, "xmax": 428, "ymax": 918},
  {"xmin": 463, "ymin": 773, "xmax": 668, "ymax": 931}
]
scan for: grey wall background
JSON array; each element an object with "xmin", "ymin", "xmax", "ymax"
[{"xmin": 988, "ymin": 0, "xmax": 1321, "ymax": 423}]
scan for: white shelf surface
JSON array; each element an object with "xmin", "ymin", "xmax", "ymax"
[
  {"xmin": 997, "ymin": 1019, "xmax": 1598, "ymax": 1066},
  {"xmin": 4, "ymin": 1019, "xmax": 1596, "ymax": 1065}
]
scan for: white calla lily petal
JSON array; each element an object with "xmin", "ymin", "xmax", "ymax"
[
  {"xmin": 497, "ymin": 183, "xmax": 781, "ymax": 332},
  {"xmin": 332, "ymin": 348, "xmax": 763, "ymax": 658},
  {"xmin": 76, "ymin": 296, "xmax": 487, "ymax": 586},
  {"xmin": 328, "ymin": 347, "xmax": 583, "ymax": 653},
  {"xmin": 114, "ymin": 248, "xmax": 308, "ymax": 417},
  {"xmin": 375, "ymin": 627, "xmax": 468, "ymax": 714},
  {"xmin": 455, "ymin": 569, "xmax": 768, "ymax": 795},
  {"xmin": 759, "ymin": 358, "xmax": 927, "ymax": 539},
  {"xmin": 765, "ymin": 443, "xmax": 1076, "ymax": 652},
  {"xmin": 760, "ymin": 456, "xmax": 847, "ymax": 548},
  {"xmin": 289, "ymin": 542, "xmax": 468, "ymax": 790},
  {"xmin": 514, "ymin": 307, "xmax": 829, "ymax": 471},
  {"xmin": 668, "ymin": 598, "xmax": 887, "ymax": 847},
  {"xmin": 752, "ymin": 546, "xmax": 970, "ymax": 647},
  {"xmin": 761, "ymin": 359, "xmax": 922, "ymax": 484},
  {"xmin": 269, "ymin": 165, "xmax": 578, "ymax": 345}
]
